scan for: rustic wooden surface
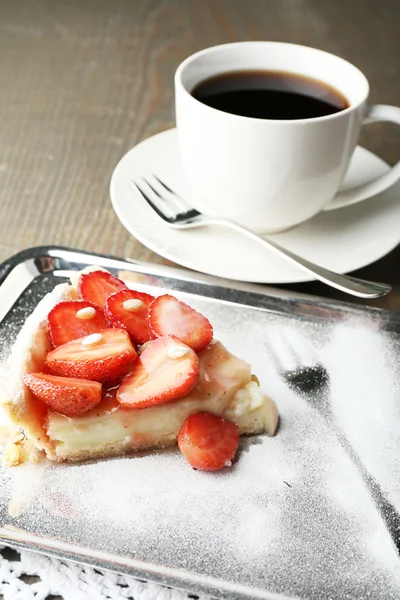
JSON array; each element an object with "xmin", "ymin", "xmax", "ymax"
[{"xmin": 0, "ymin": 0, "xmax": 399, "ymax": 310}]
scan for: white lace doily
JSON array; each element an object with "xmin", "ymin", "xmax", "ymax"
[{"xmin": 0, "ymin": 545, "xmax": 211, "ymax": 600}]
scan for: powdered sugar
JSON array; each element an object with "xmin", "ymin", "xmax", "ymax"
[
  {"xmin": 322, "ymin": 320, "xmax": 400, "ymax": 519},
  {"xmin": 1, "ymin": 276, "xmax": 400, "ymax": 599}
]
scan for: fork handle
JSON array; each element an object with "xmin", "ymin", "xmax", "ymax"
[{"xmin": 208, "ymin": 218, "xmax": 391, "ymax": 299}]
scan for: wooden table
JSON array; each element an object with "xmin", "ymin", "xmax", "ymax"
[{"xmin": 0, "ymin": 0, "xmax": 399, "ymax": 311}]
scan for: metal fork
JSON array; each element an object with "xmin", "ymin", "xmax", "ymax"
[
  {"xmin": 132, "ymin": 175, "xmax": 391, "ymax": 299},
  {"xmin": 269, "ymin": 329, "xmax": 400, "ymax": 554}
]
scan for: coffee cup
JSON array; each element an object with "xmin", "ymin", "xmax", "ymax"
[{"xmin": 175, "ymin": 42, "xmax": 400, "ymax": 232}]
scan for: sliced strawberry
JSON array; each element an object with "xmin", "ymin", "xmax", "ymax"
[
  {"xmin": 105, "ymin": 289, "xmax": 155, "ymax": 345},
  {"xmin": 117, "ymin": 335, "xmax": 199, "ymax": 409},
  {"xmin": 178, "ymin": 411, "xmax": 239, "ymax": 471},
  {"xmin": 23, "ymin": 373, "xmax": 102, "ymax": 417},
  {"xmin": 78, "ymin": 271, "xmax": 128, "ymax": 310},
  {"xmin": 149, "ymin": 295, "xmax": 213, "ymax": 352},
  {"xmin": 46, "ymin": 328, "xmax": 137, "ymax": 384},
  {"xmin": 48, "ymin": 300, "xmax": 109, "ymax": 347}
]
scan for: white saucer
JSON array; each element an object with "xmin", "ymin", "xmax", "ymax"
[{"xmin": 110, "ymin": 128, "xmax": 400, "ymax": 284}]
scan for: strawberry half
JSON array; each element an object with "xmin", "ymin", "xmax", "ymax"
[
  {"xmin": 149, "ymin": 295, "xmax": 213, "ymax": 352},
  {"xmin": 46, "ymin": 328, "xmax": 137, "ymax": 384},
  {"xmin": 117, "ymin": 335, "xmax": 199, "ymax": 409},
  {"xmin": 178, "ymin": 411, "xmax": 239, "ymax": 471},
  {"xmin": 105, "ymin": 289, "xmax": 155, "ymax": 345},
  {"xmin": 23, "ymin": 373, "xmax": 102, "ymax": 417},
  {"xmin": 78, "ymin": 271, "xmax": 128, "ymax": 310},
  {"xmin": 48, "ymin": 300, "xmax": 109, "ymax": 347}
]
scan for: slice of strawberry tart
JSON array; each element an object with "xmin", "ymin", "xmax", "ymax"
[{"xmin": 0, "ymin": 268, "xmax": 279, "ymax": 470}]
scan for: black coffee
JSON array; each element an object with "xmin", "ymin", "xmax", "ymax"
[{"xmin": 191, "ymin": 70, "xmax": 349, "ymax": 120}]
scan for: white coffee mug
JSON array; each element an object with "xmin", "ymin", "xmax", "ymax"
[{"xmin": 175, "ymin": 42, "xmax": 400, "ymax": 232}]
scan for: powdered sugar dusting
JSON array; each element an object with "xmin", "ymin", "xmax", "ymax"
[
  {"xmin": 322, "ymin": 320, "xmax": 400, "ymax": 518},
  {"xmin": 1, "ymin": 276, "xmax": 400, "ymax": 599}
]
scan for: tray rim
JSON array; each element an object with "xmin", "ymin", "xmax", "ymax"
[
  {"xmin": 0, "ymin": 526, "xmax": 296, "ymax": 600},
  {"xmin": 0, "ymin": 245, "xmax": 399, "ymax": 328}
]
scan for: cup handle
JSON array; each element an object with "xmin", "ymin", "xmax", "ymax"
[{"xmin": 323, "ymin": 104, "xmax": 400, "ymax": 211}]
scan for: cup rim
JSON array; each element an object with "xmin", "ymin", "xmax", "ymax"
[{"xmin": 175, "ymin": 41, "xmax": 370, "ymax": 124}]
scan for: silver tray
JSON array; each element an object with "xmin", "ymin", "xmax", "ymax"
[{"xmin": 1, "ymin": 246, "xmax": 400, "ymax": 600}]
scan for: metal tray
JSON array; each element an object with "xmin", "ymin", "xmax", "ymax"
[{"xmin": 1, "ymin": 246, "xmax": 400, "ymax": 600}]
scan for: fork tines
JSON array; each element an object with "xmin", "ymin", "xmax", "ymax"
[{"xmin": 132, "ymin": 175, "xmax": 199, "ymax": 223}]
